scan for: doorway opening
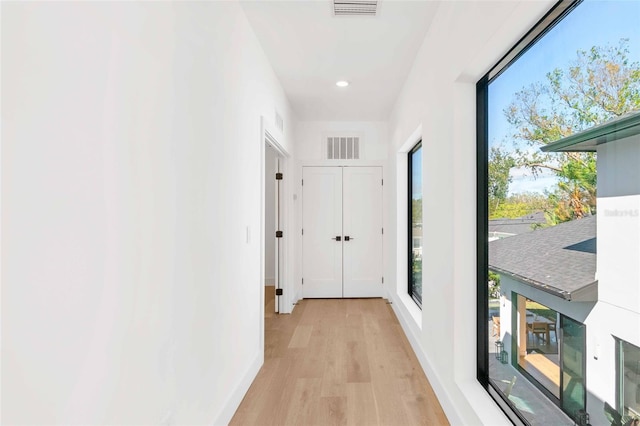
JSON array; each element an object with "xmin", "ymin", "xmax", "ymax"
[
  {"xmin": 265, "ymin": 143, "xmax": 284, "ymax": 313},
  {"xmin": 259, "ymin": 116, "xmax": 289, "ymax": 359}
]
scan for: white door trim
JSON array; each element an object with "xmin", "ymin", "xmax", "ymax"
[
  {"xmin": 260, "ymin": 116, "xmax": 290, "ymax": 358},
  {"xmin": 299, "ymin": 165, "xmax": 385, "ymax": 298}
]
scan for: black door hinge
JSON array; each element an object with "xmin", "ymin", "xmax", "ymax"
[
  {"xmin": 276, "ymin": 288, "xmax": 283, "ymax": 296},
  {"xmin": 276, "ymin": 230, "xmax": 283, "ymax": 238},
  {"xmin": 276, "ymin": 172, "xmax": 283, "ymax": 180}
]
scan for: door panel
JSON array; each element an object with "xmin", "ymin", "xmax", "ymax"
[
  {"xmin": 343, "ymin": 167, "xmax": 383, "ymax": 297},
  {"xmin": 560, "ymin": 316, "xmax": 586, "ymax": 416},
  {"xmin": 302, "ymin": 167, "xmax": 343, "ymax": 298},
  {"xmin": 275, "ymin": 157, "xmax": 281, "ymax": 313}
]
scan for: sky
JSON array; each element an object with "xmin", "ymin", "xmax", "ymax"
[
  {"xmin": 411, "ymin": 145, "xmax": 422, "ymax": 199},
  {"xmin": 488, "ymin": 0, "xmax": 640, "ymax": 196}
]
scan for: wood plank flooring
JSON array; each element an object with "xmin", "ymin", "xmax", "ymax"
[{"xmin": 230, "ymin": 287, "xmax": 449, "ymax": 426}]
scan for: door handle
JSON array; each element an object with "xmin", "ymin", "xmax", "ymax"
[
  {"xmin": 344, "ymin": 236, "xmax": 353, "ymax": 241},
  {"xmin": 332, "ymin": 236, "xmax": 342, "ymax": 241}
]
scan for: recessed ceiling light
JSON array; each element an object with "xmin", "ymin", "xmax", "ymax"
[{"xmin": 336, "ymin": 80, "xmax": 349, "ymax": 87}]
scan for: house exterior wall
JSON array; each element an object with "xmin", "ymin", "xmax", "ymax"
[
  {"xmin": 500, "ymin": 245, "xmax": 640, "ymax": 425},
  {"xmin": 2, "ymin": 2, "xmax": 295, "ymax": 424},
  {"xmin": 491, "ymin": 135, "xmax": 640, "ymax": 423},
  {"xmin": 597, "ymin": 135, "xmax": 640, "ymax": 316}
]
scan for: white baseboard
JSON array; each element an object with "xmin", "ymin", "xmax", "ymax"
[
  {"xmin": 212, "ymin": 352, "xmax": 263, "ymax": 426},
  {"xmin": 387, "ymin": 291, "xmax": 464, "ymax": 426}
]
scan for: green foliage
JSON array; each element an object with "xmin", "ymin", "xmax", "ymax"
[
  {"xmin": 488, "ymin": 271, "xmax": 501, "ymax": 299},
  {"xmin": 488, "ymin": 146, "xmax": 516, "ymax": 214},
  {"xmin": 503, "ymin": 39, "xmax": 640, "ymax": 223},
  {"xmin": 412, "ymin": 198, "xmax": 422, "ymax": 224},
  {"xmin": 489, "ymin": 192, "xmax": 551, "ymax": 219}
]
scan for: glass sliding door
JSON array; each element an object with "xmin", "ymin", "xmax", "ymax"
[
  {"xmin": 560, "ymin": 316, "xmax": 586, "ymax": 417},
  {"xmin": 515, "ymin": 295, "xmax": 561, "ymax": 398},
  {"xmin": 618, "ymin": 339, "xmax": 640, "ymax": 418}
]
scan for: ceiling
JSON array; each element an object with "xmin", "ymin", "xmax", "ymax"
[{"xmin": 240, "ymin": 1, "xmax": 440, "ymax": 121}]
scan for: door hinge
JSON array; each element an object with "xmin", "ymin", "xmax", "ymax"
[
  {"xmin": 382, "ymin": 276, "xmax": 384, "ymax": 284},
  {"xmin": 301, "ymin": 179, "xmax": 304, "ymax": 186},
  {"xmin": 302, "ymin": 278, "xmax": 304, "ymax": 284},
  {"xmin": 276, "ymin": 172, "xmax": 283, "ymax": 180},
  {"xmin": 276, "ymin": 230, "xmax": 283, "ymax": 238},
  {"xmin": 382, "ymin": 179, "xmax": 384, "ymax": 186},
  {"xmin": 382, "ymin": 228, "xmax": 384, "ymax": 234},
  {"xmin": 302, "ymin": 229, "xmax": 304, "ymax": 235},
  {"xmin": 275, "ymin": 288, "xmax": 283, "ymax": 296}
]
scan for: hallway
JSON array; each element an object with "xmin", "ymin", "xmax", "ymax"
[
  {"xmin": 2, "ymin": 1, "xmax": 560, "ymax": 423},
  {"xmin": 230, "ymin": 288, "xmax": 448, "ymax": 425}
]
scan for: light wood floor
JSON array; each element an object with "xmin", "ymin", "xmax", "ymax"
[{"xmin": 230, "ymin": 287, "xmax": 449, "ymax": 426}]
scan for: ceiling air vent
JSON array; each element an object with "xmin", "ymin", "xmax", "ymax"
[
  {"xmin": 334, "ymin": 0, "xmax": 378, "ymax": 16},
  {"xmin": 327, "ymin": 136, "xmax": 360, "ymax": 160}
]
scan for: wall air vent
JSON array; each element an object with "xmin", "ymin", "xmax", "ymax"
[
  {"xmin": 326, "ymin": 136, "xmax": 360, "ymax": 160},
  {"xmin": 334, "ymin": 0, "xmax": 378, "ymax": 16},
  {"xmin": 275, "ymin": 110, "xmax": 284, "ymax": 133}
]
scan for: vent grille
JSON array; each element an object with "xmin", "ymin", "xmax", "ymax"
[
  {"xmin": 334, "ymin": 0, "xmax": 378, "ymax": 16},
  {"xmin": 275, "ymin": 111, "xmax": 284, "ymax": 133},
  {"xmin": 327, "ymin": 137, "xmax": 360, "ymax": 160}
]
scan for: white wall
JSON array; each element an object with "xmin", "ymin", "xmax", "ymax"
[
  {"xmin": 594, "ymin": 135, "xmax": 640, "ymax": 423},
  {"xmin": 384, "ymin": 1, "xmax": 556, "ymax": 425},
  {"xmin": 597, "ymin": 136, "xmax": 640, "ymax": 314},
  {"xmin": 265, "ymin": 147, "xmax": 277, "ymax": 286},
  {"xmin": 1, "ymin": 2, "xmax": 294, "ymax": 424},
  {"xmin": 293, "ymin": 121, "xmax": 389, "ymax": 302},
  {"xmin": 295, "ymin": 121, "xmax": 389, "ymax": 161}
]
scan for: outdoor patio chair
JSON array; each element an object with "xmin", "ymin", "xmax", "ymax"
[{"xmin": 528, "ymin": 322, "xmax": 549, "ymax": 343}]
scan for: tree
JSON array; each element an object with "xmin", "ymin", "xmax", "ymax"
[
  {"xmin": 488, "ymin": 271, "xmax": 501, "ymax": 299},
  {"xmin": 504, "ymin": 39, "xmax": 640, "ymax": 222},
  {"xmin": 491, "ymin": 192, "xmax": 551, "ymax": 220},
  {"xmin": 488, "ymin": 146, "xmax": 516, "ymax": 216},
  {"xmin": 412, "ymin": 198, "xmax": 422, "ymax": 225}
]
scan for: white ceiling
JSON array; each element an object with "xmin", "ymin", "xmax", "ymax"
[{"xmin": 240, "ymin": 1, "xmax": 440, "ymax": 121}]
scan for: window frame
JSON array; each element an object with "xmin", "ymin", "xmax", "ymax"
[
  {"xmin": 616, "ymin": 337, "xmax": 640, "ymax": 418},
  {"xmin": 408, "ymin": 140, "xmax": 423, "ymax": 308},
  {"xmin": 475, "ymin": 0, "xmax": 582, "ymax": 424}
]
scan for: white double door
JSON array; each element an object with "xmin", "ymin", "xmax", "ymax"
[{"xmin": 302, "ymin": 166, "xmax": 383, "ymax": 298}]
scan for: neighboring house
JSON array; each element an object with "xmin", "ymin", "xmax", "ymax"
[
  {"xmin": 489, "ymin": 211, "xmax": 547, "ymax": 241},
  {"xmin": 489, "ymin": 112, "xmax": 640, "ymax": 425},
  {"xmin": 412, "ymin": 224, "xmax": 423, "ymax": 259}
]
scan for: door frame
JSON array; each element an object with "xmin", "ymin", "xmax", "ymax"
[
  {"xmin": 260, "ymin": 117, "xmax": 290, "ymax": 353},
  {"xmin": 297, "ymin": 160, "xmax": 386, "ymax": 300}
]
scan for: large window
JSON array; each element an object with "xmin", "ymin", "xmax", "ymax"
[
  {"xmin": 618, "ymin": 340, "xmax": 640, "ymax": 420},
  {"xmin": 409, "ymin": 141, "xmax": 422, "ymax": 307},
  {"xmin": 478, "ymin": 0, "xmax": 640, "ymax": 425}
]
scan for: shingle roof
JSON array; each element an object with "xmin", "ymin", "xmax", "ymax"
[
  {"xmin": 488, "ymin": 215, "xmax": 597, "ymax": 301},
  {"xmin": 489, "ymin": 211, "xmax": 547, "ymax": 236}
]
